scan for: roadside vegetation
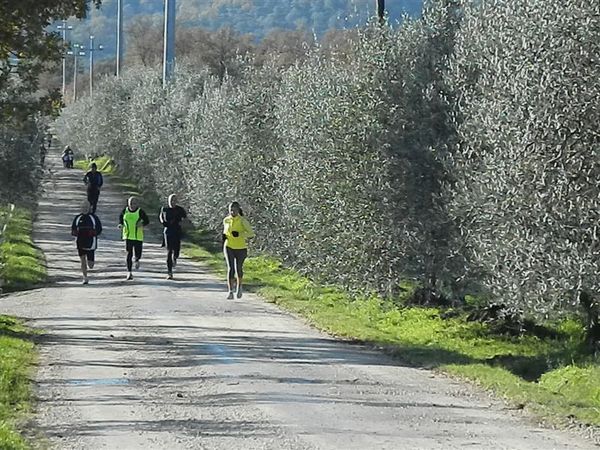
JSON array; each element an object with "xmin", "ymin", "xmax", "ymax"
[
  {"xmin": 0, "ymin": 206, "xmax": 46, "ymax": 293},
  {"xmin": 0, "ymin": 317, "xmax": 36, "ymax": 450}
]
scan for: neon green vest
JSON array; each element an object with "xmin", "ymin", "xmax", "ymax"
[{"xmin": 122, "ymin": 208, "xmax": 143, "ymax": 241}]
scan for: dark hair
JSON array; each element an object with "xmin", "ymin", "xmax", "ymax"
[
  {"xmin": 229, "ymin": 201, "xmax": 244, "ymax": 216},
  {"xmin": 91, "ymin": 162, "xmax": 97, "ymax": 169}
]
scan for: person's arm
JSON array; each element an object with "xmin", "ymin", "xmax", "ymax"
[
  {"xmin": 98, "ymin": 173, "xmax": 103, "ymax": 188},
  {"xmin": 159, "ymin": 207, "xmax": 167, "ymax": 226},
  {"xmin": 83, "ymin": 172, "xmax": 89, "ymax": 184},
  {"xmin": 94, "ymin": 214, "xmax": 102, "ymax": 237},
  {"xmin": 118, "ymin": 208, "xmax": 125, "ymax": 227},
  {"xmin": 71, "ymin": 215, "xmax": 79, "ymax": 236},
  {"xmin": 223, "ymin": 217, "xmax": 232, "ymax": 237},
  {"xmin": 222, "ymin": 217, "xmax": 230, "ymax": 244},
  {"xmin": 139, "ymin": 209, "xmax": 150, "ymax": 226},
  {"xmin": 242, "ymin": 217, "xmax": 255, "ymax": 239}
]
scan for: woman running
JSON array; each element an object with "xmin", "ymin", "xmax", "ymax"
[{"xmin": 222, "ymin": 201, "xmax": 254, "ymax": 299}]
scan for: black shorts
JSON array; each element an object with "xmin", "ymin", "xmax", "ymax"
[
  {"xmin": 77, "ymin": 248, "xmax": 95, "ymax": 261},
  {"xmin": 164, "ymin": 233, "xmax": 181, "ymax": 251},
  {"xmin": 125, "ymin": 239, "xmax": 143, "ymax": 255}
]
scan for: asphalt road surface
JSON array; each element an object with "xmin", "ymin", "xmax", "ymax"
[{"xmin": 0, "ymin": 148, "xmax": 596, "ymax": 449}]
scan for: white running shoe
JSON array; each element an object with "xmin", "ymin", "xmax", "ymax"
[
  {"xmin": 226, "ymin": 291, "xmax": 234, "ymax": 300},
  {"xmin": 167, "ymin": 273, "xmax": 173, "ymax": 280},
  {"xmin": 126, "ymin": 273, "xmax": 133, "ymax": 281},
  {"xmin": 82, "ymin": 277, "xmax": 89, "ymax": 285}
]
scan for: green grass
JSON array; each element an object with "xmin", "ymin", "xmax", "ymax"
[
  {"xmin": 74, "ymin": 155, "xmax": 115, "ymax": 175},
  {"xmin": 0, "ymin": 206, "xmax": 46, "ymax": 292},
  {"xmin": 182, "ymin": 231, "xmax": 600, "ymax": 430},
  {"xmin": 0, "ymin": 316, "xmax": 36, "ymax": 450}
]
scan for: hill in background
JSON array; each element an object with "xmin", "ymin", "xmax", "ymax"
[{"xmin": 63, "ymin": 0, "xmax": 422, "ymax": 58}]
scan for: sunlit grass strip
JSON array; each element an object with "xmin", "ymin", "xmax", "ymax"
[
  {"xmin": 73, "ymin": 155, "xmax": 115, "ymax": 174},
  {"xmin": 0, "ymin": 316, "xmax": 35, "ymax": 450},
  {"xmin": 182, "ymin": 233, "xmax": 599, "ymax": 430},
  {"xmin": 0, "ymin": 206, "xmax": 46, "ymax": 292}
]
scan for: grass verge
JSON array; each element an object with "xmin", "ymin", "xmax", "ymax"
[
  {"xmin": 73, "ymin": 155, "xmax": 115, "ymax": 175},
  {"xmin": 0, "ymin": 315, "xmax": 36, "ymax": 449},
  {"xmin": 182, "ymin": 229, "xmax": 600, "ymax": 432},
  {"xmin": 0, "ymin": 206, "xmax": 46, "ymax": 292}
]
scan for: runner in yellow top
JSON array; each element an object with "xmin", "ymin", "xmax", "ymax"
[{"xmin": 223, "ymin": 201, "xmax": 255, "ymax": 299}]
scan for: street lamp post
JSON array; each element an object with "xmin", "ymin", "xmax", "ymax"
[
  {"xmin": 67, "ymin": 44, "xmax": 86, "ymax": 102},
  {"xmin": 89, "ymin": 35, "xmax": 104, "ymax": 97},
  {"xmin": 162, "ymin": 0, "xmax": 176, "ymax": 86},
  {"xmin": 57, "ymin": 21, "xmax": 73, "ymax": 97},
  {"xmin": 116, "ymin": 0, "xmax": 123, "ymax": 77},
  {"xmin": 376, "ymin": 0, "xmax": 385, "ymax": 24}
]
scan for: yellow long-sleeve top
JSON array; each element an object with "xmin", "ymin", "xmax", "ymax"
[{"xmin": 223, "ymin": 215, "xmax": 255, "ymax": 249}]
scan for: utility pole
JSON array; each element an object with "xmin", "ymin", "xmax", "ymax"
[
  {"xmin": 89, "ymin": 35, "xmax": 104, "ymax": 97},
  {"xmin": 376, "ymin": 0, "xmax": 385, "ymax": 25},
  {"xmin": 68, "ymin": 44, "xmax": 86, "ymax": 102},
  {"xmin": 162, "ymin": 0, "xmax": 176, "ymax": 86},
  {"xmin": 57, "ymin": 21, "xmax": 73, "ymax": 97},
  {"xmin": 116, "ymin": 0, "xmax": 124, "ymax": 77}
]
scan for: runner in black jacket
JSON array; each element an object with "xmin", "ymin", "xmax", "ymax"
[
  {"xmin": 71, "ymin": 201, "xmax": 102, "ymax": 285},
  {"xmin": 83, "ymin": 163, "xmax": 104, "ymax": 214},
  {"xmin": 159, "ymin": 194, "xmax": 187, "ymax": 279}
]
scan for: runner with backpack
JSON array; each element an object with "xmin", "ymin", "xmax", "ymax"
[{"xmin": 71, "ymin": 201, "xmax": 103, "ymax": 285}]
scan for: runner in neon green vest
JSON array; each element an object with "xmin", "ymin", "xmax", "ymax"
[{"xmin": 118, "ymin": 196, "xmax": 150, "ymax": 280}]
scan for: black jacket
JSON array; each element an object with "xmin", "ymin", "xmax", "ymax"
[
  {"xmin": 84, "ymin": 171, "xmax": 104, "ymax": 190},
  {"xmin": 159, "ymin": 205, "xmax": 187, "ymax": 237}
]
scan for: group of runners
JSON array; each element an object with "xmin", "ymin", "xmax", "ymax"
[{"xmin": 69, "ymin": 155, "xmax": 254, "ymax": 299}]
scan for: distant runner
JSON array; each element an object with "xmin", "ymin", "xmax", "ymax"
[
  {"xmin": 159, "ymin": 194, "xmax": 187, "ymax": 280},
  {"xmin": 83, "ymin": 162, "xmax": 104, "ymax": 214},
  {"xmin": 119, "ymin": 196, "xmax": 150, "ymax": 281},
  {"xmin": 71, "ymin": 201, "xmax": 102, "ymax": 285},
  {"xmin": 222, "ymin": 201, "xmax": 254, "ymax": 299},
  {"xmin": 62, "ymin": 145, "xmax": 74, "ymax": 168}
]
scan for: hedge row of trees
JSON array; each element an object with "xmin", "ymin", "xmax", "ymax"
[
  {"xmin": 0, "ymin": 0, "xmax": 101, "ymax": 203},
  {"xmin": 56, "ymin": 0, "xmax": 600, "ymax": 337}
]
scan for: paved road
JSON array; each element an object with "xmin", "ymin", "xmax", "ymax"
[{"xmin": 0, "ymin": 148, "xmax": 596, "ymax": 449}]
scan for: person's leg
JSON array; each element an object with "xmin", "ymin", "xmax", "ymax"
[
  {"xmin": 173, "ymin": 237, "xmax": 181, "ymax": 268},
  {"xmin": 79, "ymin": 253, "xmax": 88, "ymax": 283},
  {"xmin": 134, "ymin": 241, "xmax": 143, "ymax": 269},
  {"xmin": 167, "ymin": 249, "xmax": 173, "ymax": 276},
  {"xmin": 125, "ymin": 240, "xmax": 133, "ymax": 278},
  {"xmin": 235, "ymin": 248, "xmax": 248, "ymax": 298},
  {"xmin": 87, "ymin": 250, "xmax": 95, "ymax": 270},
  {"xmin": 165, "ymin": 234, "xmax": 174, "ymax": 275},
  {"xmin": 93, "ymin": 189, "xmax": 99, "ymax": 213},
  {"xmin": 88, "ymin": 189, "xmax": 99, "ymax": 214},
  {"xmin": 224, "ymin": 246, "xmax": 236, "ymax": 298}
]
